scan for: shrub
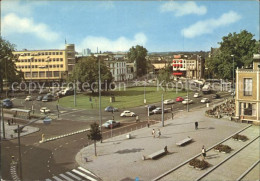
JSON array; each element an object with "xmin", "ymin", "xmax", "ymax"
[
  {"xmin": 214, "ymin": 144, "xmax": 232, "ymax": 153},
  {"xmin": 232, "ymin": 134, "xmax": 248, "ymax": 141},
  {"xmin": 189, "ymin": 158, "xmax": 209, "ymax": 170}
]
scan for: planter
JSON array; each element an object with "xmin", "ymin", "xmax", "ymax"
[
  {"xmin": 189, "ymin": 158, "xmax": 209, "ymax": 170},
  {"xmin": 232, "ymin": 134, "xmax": 248, "ymax": 142},
  {"xmin": 214, "ymin": 144, "xmax": 232, "ymax": 153}
]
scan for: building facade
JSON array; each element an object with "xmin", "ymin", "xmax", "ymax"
[
  {"xmin": 172, "ymin": 54, "xmax": 204, "ymax": 79},
  {"xmin": 235, "ymin": 54, "xmax": 260, "ymax": 125},
  {"xmin": 13, "ymin": 44, "xmax": 76, "ymax": 83}
]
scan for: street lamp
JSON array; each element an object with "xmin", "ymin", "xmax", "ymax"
[
  {"xmin": 186, "ymin": 68, "xmax": 189, "ymax": 112},
  {"xmin": 231, "ymin": 55, "xmax": 235, "ymax": 97},
  {"xmin": 144, "ymin": 80, "xmax": 146, "ymax": 104},
  {"xmin": 98, "ymin": 56, "xmax": 102, "ymax": 143},
  {"xmin": 29, "ymin": 57, "xmax": 34, "ymax": 94},
  {"xmin": 45, "ymin": 56, "xmax": 50, "ymax": 91}
]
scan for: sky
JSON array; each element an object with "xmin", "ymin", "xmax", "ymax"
[{"xmin": 1, "ymin": 0, "xmax": 259, "ymax": 53}]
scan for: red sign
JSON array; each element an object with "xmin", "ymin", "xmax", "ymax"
[{"xmin": 173, "ymin": 72, "xmax": 183, "ymax": 75}]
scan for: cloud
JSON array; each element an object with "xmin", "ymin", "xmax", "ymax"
[
  {"xmin": 2, "ymin": 13, "xmax": 60, "ymax": 42},
  {"xmin": 78, "ymin": 33, "xmax": 147, "ymax": 52},
  {"xmin": 182, "ymin": 11, "xmax": 241, "ymax": 38},
  {"xmin": 2, "ymin": 0, "xmax": 48, "ymax": 16},
  {"xmin": 160, "ymin": 1, "xmax": 207, "ymax": 16}
]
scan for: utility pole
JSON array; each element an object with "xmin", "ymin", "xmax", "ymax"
[{"xmin": 162, "ymin": 94, "xmax": 164, "ymax": 127}]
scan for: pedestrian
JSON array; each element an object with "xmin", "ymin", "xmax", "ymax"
[
  {"xmin": 8, "ymin": 120, "xmax": 10, "ymax": 125},
  {"xmin": 195, "ymin": 122, "xmax": 198, "ymax": 130},
  {"xmin": 157, "ymin": 129, "xmax": 161, "ymax": 138},
  {"xmin": 152, "ymin": 129, "xmax": 155, "ymax": 138},
  {"xmin": 201, "ymin": 145, "xmax": 206, "ymax": 160},
  {"xmin": 147, "ymin": 122, "xmax": 150, "ymax": 128},
  {"xmin": 11, "ymin": 118, "xmax": 14, "ymax": 124},
  {"xmin": 136, "ymin": 115, "xmax": 139, "ymax": 123}
]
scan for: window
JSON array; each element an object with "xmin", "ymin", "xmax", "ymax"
[
  {"xmin": 39, "ymin": 71, "xmax": 45, "ymax": 77},
  {"xmin": 25, "ymin": 65, "xmax": 28, "ymax": 69},
  {"xmin": 32, "ymin": 72, "xmax": 38, "ymax": 77},
  {"xmin": 60, "ymin": 52, "xmax": 63, "ymax": 55},
  {"xmin": 35, "ymin": 59, "xmax": 38, "ymax": 62},
  {"xmin": 32, "ymin": 65, "xmax": 34, "ymax": 68},
  {"xmin": 60, "ymin": 58, "xmax": 63, "ymax": 61},
  {"xmin": 57, "ymin": 65, "xmax": 59, "ymax": 68},
  {"xmin": 49, "ymin": 52, "xmax": 51, "ymax": 55},
  {"xmin": 45, "ymin": 52, "xmax": 48, "ymax": 55},
  {"xmin": 56, "ymin": 58, "xmax": 59, "ymax": 61},
  {"xmin": 241, "ymin": 103, "xmax": 256, "ymax": 116},
  {"xmin": 46, "ymin": 71, "xmax": 52, "ymax": 77},
  {"xmin": 53, "ymin": 65, "xmax": 56, "ymax": 68},
  {"xmin": 60, "ymin": 64, "xmax": 63, "ymax": 68},
  {"xmin": 53, "ymin": 58, "xmax": 55, "ymax": 62},
  {"xmin": 244, "ymin": 78, "xmax": 252, "ymax": 96},
  {"xmin": 52, "ymin": 52, "xmax": 55, "ymax": 55},
  {"xmin": 56, "ymin": 52, "xmax": 59, "ymax": 55},
  {"xmin": 35, "ymin": 65, "xmax": 38, "ymax": 68},
  {"xmin": 54, "ymin": 71, "xmax": 59, "ymax": 77}
]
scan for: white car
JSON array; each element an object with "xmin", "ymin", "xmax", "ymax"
[
  {"xmin": 182, "ymin": 99, "xmax": 193, "ymax": 105},
  {"xmin": 25, "ymin": 96, "xmax": 33, "ymax": 101},
  {"xmin": 40, "ymin": 107, "xmax": 51, "ymax": 113},
  {"xmin": 201, "ymin": 98, "xmax": 210, "ymax": 103},
  {"xmin": 163, "ymin": 99, "xmax": 175, "ymax": 105},
  {"xmin": 120, "ymin": 110, "xmax": 136, "ymax": 117},
  {"xmin": 152, "ymin": 107, "xmax": 168, "ymax": 114},
  {"xmin": 193, "ymin": 93, "xmax": 200, "ymax": 98}
]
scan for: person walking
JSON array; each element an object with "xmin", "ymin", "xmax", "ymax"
[
  {"xmin": 152, "ymin": 129, "xmax": 155, "ymax": 138},
  {"xmin": 201, "ymin": 145, "xmax": 206, "ymax": 160},
  {"xmin": 136, "ymin": 115, "xmax": 139, "ymax": 123},
  {"xmin": 195, "ymin": 122, "xmax": 198, "ymax": 130},
  {"xmin": 157, "ymin": 129, "xmax": 161, "ymax": 138}
]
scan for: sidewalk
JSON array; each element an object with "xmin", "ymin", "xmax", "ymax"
[{"xmin": 75, "ymin": 105, "xmax": 247, "ymax": 181}]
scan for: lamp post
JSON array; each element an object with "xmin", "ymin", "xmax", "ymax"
[
  {"xmin": 1, "ymin": 102, "xmax": 5, "ymax": 139},
  {"xmin": 144, "ymin": 80, "xmax": 146, "ymax": 104},
  {"xmin": 186, "ymin": 68, "xmax": 189, "ymax": 112},
  {"xmin": 98, "ymin": 56, "xmax": 102, "ymax": 143},
  {"xmin": 231, "ymin": 55, "xmax": 235, "ymax": 97},
  {"xmin": 29, "ymin": 57, "xmax": 33, "ymax": 94},
  {"xmin": 161, "ymin": 94, "xmax": 164, "ymax": 127},
  {"xmin": 45, "ymin": 56, "xmax": 50, "ymax": 91}
]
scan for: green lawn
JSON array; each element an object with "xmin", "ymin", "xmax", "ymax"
[{"xmin": 59, "ymin": 87, "xmax": 186, "ymax": 110}]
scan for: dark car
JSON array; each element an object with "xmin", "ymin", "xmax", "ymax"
[
  {"xmin": 2, "ymin": 99, "xmax": 13, "ymax": 108},
  {"xmin": 147, "ymin": 105, "xmax": 157, "ymax": 111},
  {"xmin": 212, "ymin": 94, "xmax": 220, "ymax": 99},
  {"xmin": 36, "ymin": 96, "xmax": 43, "ymax": 101},
  {"xmin": 104, "ymin": 106, "xmax": 118, "ymax": 112},
  {"xmin": 42, "ymin": 94, "xmax": 54, "ymax": 102}
]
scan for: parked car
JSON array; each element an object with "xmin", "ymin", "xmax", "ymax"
[
  {"xmin": 182, "ymin": 99, "xmax": 193, "ymax": 105},
  {"xmin": 36, "ymin": 96, "xmax": 43, "ymax": 101},
  {"xmin": 25, "ymin": 96, "xmax": 33, "ymax": 101},
  {"xmin": 147, "ymin": 105, "xmax": 157, "ymax": 111},
  {"xmin": 105, "ymin": 106, "xmax": 118, "ymax": 112},
  {"xmin": 212, "ymin": 94, "xmax": 220, "ymax": 99},
  {"xmin": 40, "ymin": 107, "xmax": 51, "ymax": 113},
  {"xmin": 43, "ymin": 116, "xmax": 52, "ymax": 124},
  {"xmin": 102, "ymin": 120, "xmax": 120, "ymax": 128},
  {"xmin": 42, "ymin": 94, "xmax": 54, "ymax": 102},
  {"xmin": 176, "ymin": 97, "xmax": 184, "ymax": 102},
  {"xmin": 120, "ymin": 110, "xmax": 136, "ymax": 117},
  {"xmin": 152, "ymin": 107, "xmax": 168, "ymax": 114},
  {"xmin": 201, "ymin": 98, "xmax": 210, "ymax": 103},
  {"xmin": 193, "ymin": 93, "xmax": 200, "ymax": 98},
  {"xmin": 2, "ymin": 99, "xmax": 13, "ymax": 108},
  {"xmin": 163, "ymin": 99, "xmax": 175, "ymax": 105}
]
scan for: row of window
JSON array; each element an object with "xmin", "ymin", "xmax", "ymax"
[
  {"xmin": 25, "ymin": 71, "xmax": 61, "ymax": 78},
  {"xmin": 244, "ymin": 78, "xmax": 252, "ymax": 96},
  {"xmin": 16, "ymin": 58, "xmax": 64, "ymax": 63},
  {"xmin": 17, "ymin": 51, "xmax": 63, "ymax": 56},
  {"xmin": 17, "ymin": 64, "xmax": 64, "ymax": 69},
  {"xmin": 240, "ymin": 102, "xmax": 256, "ymax": 116}
]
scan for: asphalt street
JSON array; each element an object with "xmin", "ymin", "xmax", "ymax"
[{"xmin": 1, "ymin": 90, "xmax": 231, "ymax": 180}]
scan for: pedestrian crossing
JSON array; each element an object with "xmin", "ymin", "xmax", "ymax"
[{"xmin": 45, "ymin": 167, "xmax": 100, "ymax": 181}]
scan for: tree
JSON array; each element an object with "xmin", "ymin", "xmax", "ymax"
[
  {"xmin": 0, "ymin": 37, "xmax": 23, "ymax": 93},
  {"xmin": 157, "ymin": 60, "xmax": 172, "ymax": 91},
  {"xmin": 206, "ymin": 30, "xmax": 258, "ymax": 79},
  {"xmin": 87, "ymin": 122, "xmax": 102, "ymax": 156},
  {"xmin": 69, "ymin": 56, "xmax": 113, "ymax": 93},
  {"xmin": 127, "ymin": 45, "xmax": 148, "ymax": 77}
]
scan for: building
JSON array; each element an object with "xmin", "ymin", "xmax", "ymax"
[
  {"xmin": 13, "ymin": 44, "xmax": 76, "ymax": 83},
  {"xmin": 235, "ymin": 54, "xmax": 260, "ymax": 125},
  {"xmin": 172, "ymin": 54, "xmax": 204, "ymax": 79}
]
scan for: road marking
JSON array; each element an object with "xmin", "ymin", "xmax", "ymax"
[
  {"xmin": 78, "ymin": 167, "xmax": 97, "ymax": 177},
  {"xmin": 66, "ymin": 171, "xmax": 81, "ymax": 180},
  {"xmin": 72, "ymin": 169, "xmax": 97, "ymax": 181},
  {"xmin": 59, "ymin": 173, "xmax": 74, "ymax": 181},
  {"xmin": 53, "ymin": 176, "xmax": 63, "ymax": 181}
]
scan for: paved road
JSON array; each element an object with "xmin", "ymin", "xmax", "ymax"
[{"xmin": 1, "ymin": 91, "xmax": 231, "ymax": 180}]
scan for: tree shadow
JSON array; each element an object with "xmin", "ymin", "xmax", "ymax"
[
  {"xmin": 115, "ymin": 148, "xmax": 144, "ymax": 154},
  {"xmin": 206, "ymin": 154, "xmax": 220, "ymax": 159}
]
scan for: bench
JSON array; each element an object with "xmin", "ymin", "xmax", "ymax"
[
  {"xmin": 144, "ymin": 146, "xmax": 168, "ymax": 160},
  {"xmin": 176, "ymin": 137, "xmax": 192, "ymax": 146}
]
